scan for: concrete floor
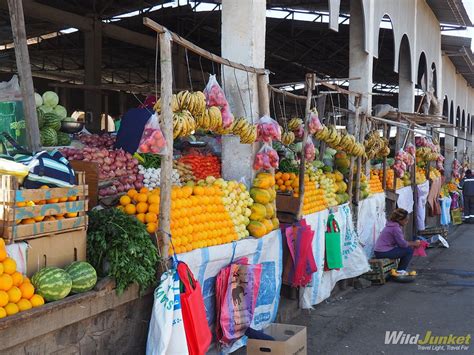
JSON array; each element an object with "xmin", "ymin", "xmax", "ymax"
[{"xmin": 286, "ymin": 223, "xmax": 474, "ymax": 354}]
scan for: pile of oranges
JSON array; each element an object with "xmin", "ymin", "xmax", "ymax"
[
  {"xmin": 293, "ymin": 175, "xmax": 327, "ymax": 215},
  {"xmin": 0, "ymin": 239, "xmax": 45, "ymax": 319},
  {"xmin": 275, "ymin": 172, "xmax": 298, "ymax": 192},
  {"xmin": 16, "ymin": 185, "xmax": 78, "ymax": 225},
  {"xmin": 118, "ymin": 187, "xmax": 160, "ymax": 233},
  {"xmin": 369, "ymin": 173, "xmax": 384, "ymax": 193}
]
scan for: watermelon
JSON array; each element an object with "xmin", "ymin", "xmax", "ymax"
[
  {"xmin": 31, "ymin": 267, "xmax": 72, "ymax": 302},
  {"xmin": 65, "ymin": 261, "xmax": 97, "ymax": 293},
  {"xmin": 36, "ymin": 108, "xmax": 45, "ymax": 129},
  {"xmin": 57, "ymin": 132, "xmax": 71, "ymax": 146},
  {"xmin": 40, "ymin": 127, "xmax": 58, "ymax": 146},
  {"xmin": 43, "ymin": 112, "xmax": 62, "ymax": 131}
]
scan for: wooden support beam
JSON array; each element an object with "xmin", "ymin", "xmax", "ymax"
[
  {"xmin": 84, "ymin": 20, "xmax": 102, "ymax": 133},
  {"xmin": 382, "ymin": 123, "xmax": 389, "ymax": 190},
  {"xmin": 268, "ymin": 85, "xmax": 307, "ymax": 101},
  {"xmin": 297, "ymin": 73, "xmax": 315, "ymax": 220},
  {"xmin": 7, "ymin": 0, "xmax": 40, "ymax": 151},
  {"xmin": 143, "ymin": 17, "xmax": 266, "ymax": 74},
  {"xmin": 157, "ymin": 32, "xmax": 173, "ymax": 260}
]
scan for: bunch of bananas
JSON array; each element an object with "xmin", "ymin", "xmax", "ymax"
[
  {"xmin": 232, "ymin": 117, "xmax": 257, "ymax": 144},
  {"xmin": 154, "ymin": 91, "xmax": 206, "ymax": 118},
  {"xmin": 364, "ymin": 130, "xmax": 390, "ymax": 159},
  {"xmin": 281, "ymin": 131, "xmax": 295, "ymax": 146},
  {"xmin": 315, "ymin": 125, "xmax": 365, "ymax": 157},
  {"xmin": 196, "ymin": 106, "xmax": 222, "ymax": 131},
  {"xmin": 173, "ymin": 110, "xmax": 196, "ymax": 139},
  {"xmin": 315, "ymin": 125, "xmax": 341, "ymax": 147},
  {"xmin": 288, "ymin": 117, "xmax": 303, "ymax": 131}
]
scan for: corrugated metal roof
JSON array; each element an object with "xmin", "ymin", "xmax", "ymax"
[
  {"xmin": 441, "ymin": 35, "xmax": 474, "ymax": 86},
  {"xmin": 427, "ymin": 0, "xmax": 473, "ymax": 27}
]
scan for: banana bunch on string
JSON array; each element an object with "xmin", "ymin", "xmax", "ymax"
[
  {"xmin": 364, "ymin": 130, "xmax": 390, "ymax": 159},
  {"xmin": 232, "ymin": 117, "xmax": 257, "ymax": 144}
]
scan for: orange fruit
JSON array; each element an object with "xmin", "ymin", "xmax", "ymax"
[
  {"xmin": 145, "ymin": 213, "xmax": 158, "ymax": 224},
  {"xmin": 0, "ymin": 239, "xmax": 4, "ymax": 249},
  {"xmin": 146, "ymin": 223, "xmax": 157, "ymax": 233},
  {"xmin": 46, "ymin": 198, "xmax": 59, "ymax": 204},
  {"xmin": 275, "ymin": 171, "xmax": 282, "ymax": 180},
  {"xmin": 40, "ymin": 185, "xmax": 49, "ymax": 189},
  {"xmin": 148, "ymin": 194, "xmax": 160, "ymax": 204},
  {"xmin": 3, "ymin": 258, "xmax": 16, "ymax": 275},
  {"xmin": 124, "ymin": 204, "xmax": 136, "ymax": 215},
  {"xmin": 0, "ymin": 307, "xmax": 6, "ymax": 319},
  {"xmin": 7, "ymin": 286, "xmax": 21, "ymax": 303},
  {"xmin": 182, "ymin": 186, "xmax": 193, "ymax": 198},
  {"xmin": 55, "ymin": 215, "xmax": 65, "ymax": 220},
  {"xmin": 148, "ymin": 203, "xmax": 159, "ymax": 214},
  {"xmin": 139, "ymin": 187, "xmax": 149, "ymax": 194},
  {"xmin": 119, "ymin": 195, "xmax": 131, "ymax": 206},
  {"xmin": 67, "ymin": 196, "xmax": 78, "ymax": 201},
  {"xmin": 11, "ymin": 272, "xmax": 23, "ymax": 287},
  {"xmin": 0, "ymin": 263, "xmax": 3, "ymax": 275},
  {"xmin": 17, "ymin": 298, "xmax": 32, "ymax": 311},
  {"xmin": 23, "ymin": 277, "xmax": 31, "ymax": 284},
  {"xmin": 193, "ymin": 186, "xmax": 204, "ymax": 196},
  {"xmin": 30, "ymin": 294, "xmax": 44, "ymax": 307},
  {"xmin": 0, "ymin": 249, "xmax": 6, "ymax": 262},
  {"xmin": 5, "ymin": 302, "xmax": 19, "ymax": 316},
  {"xmin": 282, "ymin": 173, "xmax": 290, "ymax": 181},
  {"xmin": 66, "ymin": 212, "xmax": 78, "ymax": 218},
  {"xmin": 127, "ymin": 189, "xmax": 138, "ymax": 198},
  {"xmin": 135, "ymin": 193, "xmax": 148, "ymax": 203},
  {"xmin": 0, "ymin": 290, "xmax": 8, "ymax": 307},
  {"xmin": 279, "ymin": 185, "xmax": 287, "ymax": 192},
  {"xmin": 16, "ymin": 202, "xmax": 26, "ymax": 207},
  {"xmin": 136, "ymin": 213, "xmax": 146, "ymax": 223},
  {"xmin": 59, "ymin": 197, "xmax": 68, "ymax": 202},
  {"xmin": 44, "ymin": 216, "xmax": 56, "ymax": 221},
  {"xmin": 136, "ymin": 202, "xmax": 148, "ymax": 214},
  {"xmin": 21, "ymin": 218, "xmax": 35, "ymax": 225},
  {"xmin": 33, "ymin": 216, "xmax": 45, "ymax": 222},
  {"xmin": 284, "ymin": 180, "xmax": 292, "ymax": 186},
  {"xmin": 19, "ymin": 283, "xmax": 34, "ymax": 300}
]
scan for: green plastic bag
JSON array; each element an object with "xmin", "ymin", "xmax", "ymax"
[{"xmin": 325, "ymin": 214, "xmax": 343, "ymax": 269}]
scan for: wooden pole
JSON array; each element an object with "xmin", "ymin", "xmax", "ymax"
[
  {"xmin": 257, "ymin": 72, "xmax": 271, "ymax": 118},
  {"xmin": 297, "ymin": 73, "xmax": 315, "ymax": 220},
  {"xmin": 411, "ymin": 129, "xmax": 418, "ymax": 237},
  {"xmin": 157, "ymin": 32, "xmax": 173, "ymax": 259},
  {"xmin": 382, "ymin": 123, "xmax": 389, "ymax": 190},
  {"xmin": 7, "ymin": 0, "xmax": 40, "ymax": 151}
]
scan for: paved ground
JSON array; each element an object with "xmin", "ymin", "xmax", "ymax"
[{"xmin": 289, "ymin": 223, "xmax": 474, "ymax": 354}]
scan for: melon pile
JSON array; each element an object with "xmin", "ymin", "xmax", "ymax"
[
  {"xmin": 31, "ymin": 261, "xmax": 97, "ymax": 302},
  {"xmin": 35, "ymin": 91, "xmax": 72, "ymax": 147}
]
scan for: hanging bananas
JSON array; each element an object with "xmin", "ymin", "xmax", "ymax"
[
  {"xmin": 232, "ymin": 117, "xmax": 257, "ymax": 144},
  {"xmin": 364, "ymin": 130, "xmax": 390, "ymax": 159},
  {"xmin": 155, "ymin": 90, "xmax": 206, "ymax": 118},
  {"xmin": 173, "ymin": 110, "xmax": 196, "ymax": 139},
  {"xmin": 314, "ymin": 124, "xmax": 365, "ymax": 157},
  {"xmin": 281, "ymin": 131, "xmax": 295, "ymax": 146},
  {"xmin": 288, "ymin": 117, "xmax": 303, "ymax": 131}
]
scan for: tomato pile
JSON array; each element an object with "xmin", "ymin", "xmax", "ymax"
[{"xmin": 178, "ymin": 152, "xmax": 221, "ymax": 180}]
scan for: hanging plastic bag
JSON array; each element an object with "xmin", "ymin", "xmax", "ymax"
[
  {"xmin": 146, "ymin": 270, "xmax": 189, "ymax": 355},
  {"xmin": 325, "ymin": 214, "xmax": 343, "ymax": 270},
  {"xmin": 308, "ymin": 109, "xmax": 322, "ymax": 134},
  {"xmin": 203, "ymin": 74, "xmax": 234, "ymax": 129},
  {"xmin": 177, "ymin": 262, "xmax": 212, "ymax": 355},
  {"xmin": 220, "ymin": 105, "xmax": 234, "ymax": 129},
  {"xmin": 253, "ymin": 143, "xmax": 279, "ymax": 171},
  {"xmin": 304, "ymin": 138, "xmax": 316, "ymax": 162},
  {"xmin": 256, "ymin": 115, "xmax": 281, "ymax": 143},
  {"xmin": 138, "ymin": 112, "xmax": 167, "ymax": 155},
  {"xmin": 405, "ymin": 143, "xmax": 416, "ymax": 156}
]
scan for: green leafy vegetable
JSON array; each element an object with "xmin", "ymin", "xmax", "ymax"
[
  {"xmin": 87, "ymin": 208, "xmax": 160, "ymax": 295},
  {"xmin": 134, "ymin": 152, "xmax": 161, "ymax": 169}
]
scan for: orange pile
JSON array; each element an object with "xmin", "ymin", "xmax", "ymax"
[
  {"xmin": 294, "ymin": 175, "xmax": 327, "ymax": 215},
  {"xmin": 275, "ymin": 172, "xmax": 298, "ymax": 193},
  {"xmin": 0, "ymin": 239, "xmax": 45, "ymax": 319},
  {"xmin": 118, "ymin": 187, "xmax": 160, "ymax": 234},
  {"xmin": 369, "ymin": 173, "xmax": 384, "ymax": 193}
]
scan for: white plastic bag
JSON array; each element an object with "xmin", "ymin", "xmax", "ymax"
[
  {"xmin": 138, "ymin": 112, "xmax": 167, "ymax": 155},
  {"xmin": 146, "ymin": 270, "xmax": 189, "ymax": 355},
  {"xmin": 204, "ymin": 74, "xmax": 234, "ymax": 128}
]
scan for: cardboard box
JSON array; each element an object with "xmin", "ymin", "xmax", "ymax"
[
  {"xmin": 276, "ymin": 194, "xmax": 300, "ymax": 215},
  {"xmin": 26, "ymin": 229, "xmax": 87, "ymax": 277},
  {"xmin": 247, "ymin": 323, "xmax": 307, "ymax": 355}
]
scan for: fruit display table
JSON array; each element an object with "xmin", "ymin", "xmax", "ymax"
[
  {"xmin": 299, "ymin": 204, "xmax": 370, "ymax": 309},
  {"xmin": 0, "ymin": 279, "xmax": 152, "ymax": 353}
]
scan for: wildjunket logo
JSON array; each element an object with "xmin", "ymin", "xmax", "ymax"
[{"xmin": 385, "ymin": 331, "xmax": 471, "ymax": 351}]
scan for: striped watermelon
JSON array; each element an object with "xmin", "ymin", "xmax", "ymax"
[
  {"xmin": 57, "ymin": 132, "xmax": 71, "ymax": 146},
  {"xmin": 36, "ymin": 108, "xmax": 45, "ymax": 129},
  {"xmin": 43, "ymin": 112, "xmax": 62, "ymax": 131},
  {"xmin": 31, "ymin": 267, "xmax": 72, "ymax": 302},
  {"xmin": 65, "ymin": 261, "xmax": 97, "ymax": 293},
  {"xmin": 40, "ymin": 127, "xmax": 58, "ymax": 146}
]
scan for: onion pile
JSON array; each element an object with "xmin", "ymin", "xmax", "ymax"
[
  {"xmin": 78, "ymin": 133, "xmax": 116, "ymax": 149},
  {"xmin": 60, "ymin": 147, "xmax": 144, "ymax": 197}
]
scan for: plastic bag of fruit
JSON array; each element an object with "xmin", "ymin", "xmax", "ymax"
[
  {"xmin": 405, "ymin": 143, "xmax": 416, "ymax": 156},
  {"xmin": 203, "ymin": 74, "xmax": 234, "ymax": 128},
  {"xmin": 304, "ymin": 138, "xmax": 316, "ymax": 162},
  {"xmin": 308, "ymin": 109, "xmax": 323, "ymax": 134},
  {"xmin": 254, "ymin": 143, "xmax": 279, "ymax": 171},
  {"xmin": 256, "ymin": 115, "xmax": 282, "ymax": 143},
  {"xmin": 137, "ymin": 112, "xmax": 168, "ymax": 155}
]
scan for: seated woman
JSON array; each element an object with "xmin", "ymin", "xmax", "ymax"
[{"xmin": 374, "ymin": 208, "xmax": 420, "ymax": 275}]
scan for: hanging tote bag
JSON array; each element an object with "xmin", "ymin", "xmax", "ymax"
[
  {"xmin": 177, "ymin": 262, "xmax": 212, "ymax": 355},
  {"xmin": 325, "ymin": 214, "xmax": 343, "ymax": 269}
]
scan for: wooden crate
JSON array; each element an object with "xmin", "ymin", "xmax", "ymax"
[
  {"xmin": 418, "ymin": 227, "xmax": 448, "ymax": 239},
  {"xmin": 362, "ymin": 258, "xmax": 398, "ymax": 285},
  {"xmin": 276, "ymin": 193, "xmax": 299, "ymax": 215},
  {"xmin": 70, "ymin": 160, "xmax": 99, "ymax": 208},
  {"xmin": 0, "ymin": 172, "xmax": 88, "ymax": 243}
]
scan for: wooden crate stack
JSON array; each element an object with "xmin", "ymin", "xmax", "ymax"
[
  {"xmin": 362, "ymin": 258, "xmax": 398, "ymax": 285},
  {"xmin": 0, "ymin": 172, "xmax": 88, "ymax": 244}
]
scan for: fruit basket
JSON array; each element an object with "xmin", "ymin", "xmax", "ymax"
[{"xmin": 0, "ymin": 172, "xmax": 88, "ymax": 243}]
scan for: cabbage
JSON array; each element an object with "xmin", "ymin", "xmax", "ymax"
[
  {"xmin": 53, "ymin": 105, "xmax": 67, "ymax": 118},
  {"xmin": 38, "ymin": 105, "xmax": 53, "ymax": 114},
  {"xmin": 34, "ymin": 93, "xmax": 43, "ymax": 107},
  {"xmin": 42, "ymin": 91, "xmax": 59, "ymax": 107}
]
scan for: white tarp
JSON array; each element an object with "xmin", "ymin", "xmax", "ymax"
[
  {"xmin": 357, "ymin": 192, "xmax": 387, "ymax": 257},
  {"xmin": 178, "ymin": 230, "xmax": 282, "ymax": 352},
  {"xmin": 300, "ymin": 204, "xmax": 370, "ymax": 309},
  {"xmin": 416, "ymin": 181, "xmax": 430, "ymax": 231},
  {"xmin": 396, "ymin": 186, "xmax": 414, "ymax": 213}
]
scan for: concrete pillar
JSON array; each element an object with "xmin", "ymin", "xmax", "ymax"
[
  {"xmin": 220, "ymin": 0, "xmax": 266, "ymax": 184},
  {"xmin": 84, "ymin": 20, "xmax": 102, "ymax": 132},
  {"xmin": 349, "ymin": 0, "xmax": 373, "ymax": 118},
  {"xmin": 445, "ymin": 128, "xmax": 455, "ymax": 178}
]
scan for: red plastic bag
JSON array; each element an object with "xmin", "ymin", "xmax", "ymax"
[
  {"xmin": 256, "ymin": 115, "xmax": 281, "ymax": 143},
  {"xmin": 308, "ymin": 109, "xmax": 322, "ymax": 134},
  {"xmin": 177, "ymin": 262, "xmax": 212, "ymax": 355},
  {"xmin": 253, "ymin": 143, "xmax": 279, "ymax": 171},
  {"xmin": 137, "ymin": 112, "xmax": 167, "ymax": 154},
  {"xmin": 304, "ymin": 138, "xmax": 316, "ymax": 162},
  {"xmin": 204, "ymin": 74, "xmax": 234, "ymax": 128}
]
